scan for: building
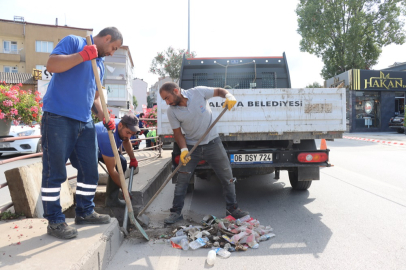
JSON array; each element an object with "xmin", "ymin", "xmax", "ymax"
[
  {"xmin": 0, "ymin": 16, "xmax": 92, "ymax": 74},
  {"xmin": 104, "ymin": 46, "xmax": 134, "ymax": 118},
  {"xmin": 0, "ymin": 72, "xmax": 36, "ymax": 90},
  {"xmin": 132, "ymin": 78, "xmax": 147, "ymax": 113},
  {"xmin": 149, "ymin": 77, "xmax": 172, "ymax": 105},
  {"xmin": 326, "ymin": 68, "xmax": 405, "ymax": 132}
]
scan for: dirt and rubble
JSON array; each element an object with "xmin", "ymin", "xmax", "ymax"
[{"xmin": 127, "ymin": 214, "xmax": 275, "ymax": 257}]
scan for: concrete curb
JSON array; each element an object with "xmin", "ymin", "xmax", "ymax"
[
  {"xmin": 132, "ymin": 159, "xmax": 172, "ymax": 213},
  {"xmin": 0, "ymin": 218, "xmax": 123, "ymax": 270},
  {"xmin": 70, "ymin": 219, "xmax": 124, "ymax": 270}
]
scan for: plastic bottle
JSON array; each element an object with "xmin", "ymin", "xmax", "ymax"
[
  {"xmin": 180, "ymin": 238, "xmax": 189, "ymax": 250},
  {"xmin": 259, "ymin": 233, "xmax": 275, "ymax": 241},
  {"xmin": 214, "ymin": 248, "xmax": 231, "ymax": 258},
  {"xmin": 239, "ymin": 215, "xmax": 251, "ymax": 222},
  {"xmin": 207, "ymin": 250, "xmax": 216, "ymax": 266},
  {"xmin": 170, "ymin": 235, "xmax": 188, "ymax": 244}
]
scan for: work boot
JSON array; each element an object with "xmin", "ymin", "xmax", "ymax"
[
  {"xmin": 47, "ymin": 222, "xmax": 78, "ymax": 239},
  {"xmin": 164, "ymin": 212, "xmax": 183, "ymax": 224},
  {"xmin": 75, "ymin": 211, "xmax": 111, "ymax": 225},
  {"xmin": 105, "ymin": 176, "xmax": 126, "ymax": 207},
  {"xmin": 228, "ymin": 208, "xmax": 250, "ymax": 219}
]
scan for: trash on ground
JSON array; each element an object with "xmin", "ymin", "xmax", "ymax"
[{"xmin": 162, "ymin": 214, "xmax": 275, "ymax": 257}]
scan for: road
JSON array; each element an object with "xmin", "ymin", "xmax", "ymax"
[{"xmin": 109, "ymin": 135, "xmax": 406, "ymax": 270}]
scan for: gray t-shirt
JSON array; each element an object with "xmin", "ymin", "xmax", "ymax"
[{"xmin": 167, "ymin": 86, "xmax": 218, "ymax": 145}]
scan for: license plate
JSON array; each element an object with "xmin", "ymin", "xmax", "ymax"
[
  {"xmin": 0, "ymin": 143, "xmax": 10, "ymax": 148},
  {"xmin": 393, "ymin": 119, "xmax": 400, "ymax": 122},
  {"xmin": 230, "ymin": 153, "xmax": 273, "ymax": 164}
]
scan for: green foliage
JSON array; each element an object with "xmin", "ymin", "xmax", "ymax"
[
  {"xmin": 147, "ymin": 96, "xmax": 153, "ymax": 108},
  {"xmin": 296, "ymin": 0, "xmax": 406, "ymax": 79},
  {"xmin": 133, "ymin": 96, "xmax": 138, "ymax": 110},
  {"xmin": 306, "ymin": 82, "xmax": 323, "ymax": 88},
  {"xmin": 149, "ymin": 47, "xmax": 196, "ymax": 82},
  {"xmin": 0, "ymin": 210, "xmax": 24, "ymax": 220}
]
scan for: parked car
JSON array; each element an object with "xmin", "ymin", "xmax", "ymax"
[
  {"xmin": 388, "ymin": 114, "xmax": 405, "ymax": 133},
  {"xmin": 0, "ymin": 123, "xmax": 41, "ymax": 156}
]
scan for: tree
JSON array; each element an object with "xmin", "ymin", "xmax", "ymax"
[
  {"xmin": 132, "ymin": 96, "xmax": 138, "ymax": 110},
  {"xmin": 306, "ymin": 82, "xmax": 323, "ymax": 88},
  {"xmin": 296, "ymin": 0, "xmax": 406, "ymax": 79},
  {"xmin": 147, "ymin": 96, "xmax": 153, "ymax": 108},
  {"xmin": 149, "ymin": 47, "xmax": 196, "ymax": 83}
]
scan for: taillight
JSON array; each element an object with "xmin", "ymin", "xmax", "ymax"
[
  {"xmin": 297, "ymin": 152, "xmax": 328, "ymax": 163},
  {"xmin": 174, "ymin": 155, "xmax": 206, "ymax": 165}
]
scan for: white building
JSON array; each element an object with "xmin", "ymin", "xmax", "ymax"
[
  {"xmin": 132, "ymin": 78, "xmax": 147, "ymax": 114},
  {"xmin": 104, "ymin": 45, "xmax": 134, "ymax": 118},
  {"xmin": 149, "ymin": 76, "xmax": 172, "ymax": 105}
]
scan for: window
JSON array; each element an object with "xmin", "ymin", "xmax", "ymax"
[
  {"xmin": 4, "ymin": 66, "xmax": 18, "ymax": 73},
  {"xmin": 3, "ymin": 41, "xmax": 17, "ymax": 54},
  {"xmin": 106, "ymin": 84, "xmax": 126, "ymax": 99},
  {"xmin": 35, "ymin": 41, "xmax": 54, "ymax": 53},
  {"xmin": 355, "ymin": 91, "xmax": 380, "ymax": 129}
]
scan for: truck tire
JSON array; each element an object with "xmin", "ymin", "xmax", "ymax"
[{"xmin": 289, "ymin": 169, "xmax": 312, "ymax": 190}]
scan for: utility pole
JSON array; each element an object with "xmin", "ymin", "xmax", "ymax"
[{"xmin": 188, "ymin": 0, "xmax": 190, "ymax": 53}]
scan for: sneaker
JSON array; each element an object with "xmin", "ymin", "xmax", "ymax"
[
  {"xmin": 47, "ymin": 222, "xmax": 78, "ymax": 239},
  {"xmin": 75, "ymin": 211, "xmax": 111, "ymax": 225},
  {"xmin": 228, "ymin": 208, "xmax": 249, "ymax": 219},
  {"xmin": 164, "ymin": 212, "xmax": 183, "ymax": 224}
]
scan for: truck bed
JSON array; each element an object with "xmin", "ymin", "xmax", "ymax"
[{"xmin": 158, "ymin": 87, "xmax": 346, "ymax": 142}]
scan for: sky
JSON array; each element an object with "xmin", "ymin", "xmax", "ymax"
[{"xmin": 1, "ymin": 0, "xmax": 405, "ymax": 89}]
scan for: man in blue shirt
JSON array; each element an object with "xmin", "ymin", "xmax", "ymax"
[
  {"xmin": 96, "ymin": 115, "xmax": 140, "ymax": 207},
  {"xmin": 41, "ymin": 27, "xmax": 123, "ymax": 239}
]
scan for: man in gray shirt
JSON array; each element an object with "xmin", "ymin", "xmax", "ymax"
[{"xmin": 160, "ymin": 82, "xmax": 249, "ymax": 224}]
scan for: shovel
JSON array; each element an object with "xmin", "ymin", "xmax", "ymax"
[
  {"xmin": 122, "ymin": 167, "xmax": 135, "ymax": 232},
  {"xmin": 136, "ymin": 106, "xmax": 228, "ymax": 226},
  {"xmin": 86, "ymin": 36, "xmax": 149, "ymax": 240}
]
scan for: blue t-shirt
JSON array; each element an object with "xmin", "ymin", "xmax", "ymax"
[
  {"xmin": 96, "ymin": 119, "xmax": 122, "ymax": 158},
  {"xmin": 43, "ymin": 35, "xmax": 105, "ymax": 122}
]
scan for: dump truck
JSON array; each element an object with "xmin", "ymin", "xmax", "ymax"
[{"xmin": 157, "ymin": 53, "xmax": 346, "ymax": 191}]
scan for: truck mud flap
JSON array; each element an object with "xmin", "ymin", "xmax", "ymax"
[{"xmin": 298, "ymin": 167, "xmax": 319, "ymax": 181}]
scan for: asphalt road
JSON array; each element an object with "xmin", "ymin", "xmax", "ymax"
[{"xmin": 109, "ymin": 136, "xmax": 406, "ymax": 270}]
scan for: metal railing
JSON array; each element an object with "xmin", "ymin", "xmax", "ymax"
[{"xmin": 0, "ymin": 117, "xmax": 161, "ymax": 214}]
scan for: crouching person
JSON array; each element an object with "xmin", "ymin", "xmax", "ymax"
[{"xmin": 96, "ymin": 115, "xmax": 140, "ymax": 207}]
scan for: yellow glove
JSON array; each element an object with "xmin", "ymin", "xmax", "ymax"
[
  {"xmin": 180, "ymin": 148, "xmax": 191, "ymax": 166},
  {"xmin": 223, "ymin": 93, "xmax": 237, "ymax": 110}
]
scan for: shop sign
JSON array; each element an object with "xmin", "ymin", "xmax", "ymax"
[{"xmin": 352, "ymin": 69, "xmax": 406, "ymax": 91}]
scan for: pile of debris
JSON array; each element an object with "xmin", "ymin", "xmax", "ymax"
[{"xmin": 166, "ymin": 214, "xmax": 275, "ymax": 258}]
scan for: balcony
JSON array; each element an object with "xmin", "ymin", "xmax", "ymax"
[{"xmin": 0, "ymin": 51, "xmax": 20, "ymax": 62}]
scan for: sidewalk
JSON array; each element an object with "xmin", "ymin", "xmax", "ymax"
[{"xmin": 0, "ymin": 149, "xmax": 173, "ymax": 270}]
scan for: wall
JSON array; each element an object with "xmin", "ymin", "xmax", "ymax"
[
  {"xmin": 24, "ymin": 23, "xmax": 92, "ymax": 72},
  {"xmin": 0, "ymin": 19, "xmax": 92, "ymax": 74},
  {"xmin": 132, "ymin": 79, "xmax": 147, "ymax": 113}
]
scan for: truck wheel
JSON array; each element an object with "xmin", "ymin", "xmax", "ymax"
[
  {"xmin": 397, "ymin": 128, "xmax": 404, "ymax": 134},
  {"xmin": 289, "ymin": 169, "xmax": 312, "ymax": 190}
]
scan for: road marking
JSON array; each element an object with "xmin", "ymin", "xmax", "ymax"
[{"xmin": 343, "ymin": 136, "xmax": 406, "ymax": 147}]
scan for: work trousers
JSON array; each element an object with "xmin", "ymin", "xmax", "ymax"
[
  {"xmin": 170, "ymin": 137, "xmax": 238, "ymax": 214},
  {"xmin": 41, "ymin": 112, "xmax": 99, "ymax": 224}
]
